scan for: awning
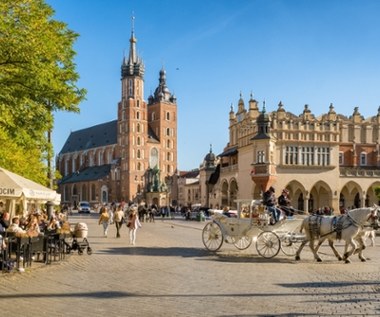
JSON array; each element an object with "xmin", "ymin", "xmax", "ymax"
[{"xmin": 0, "ymin": 167, "xmax": 59, "ymax": 201}]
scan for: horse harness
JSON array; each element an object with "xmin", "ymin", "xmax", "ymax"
[{"xmin": 308, "ymin": 215, "xmax": 357, "ymax": 240}]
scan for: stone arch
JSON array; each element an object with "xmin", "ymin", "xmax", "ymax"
[
  {"xmin": 282, "ymin": 180, "xmax": 306, "ymax": 211},
  {"xmin": 229, "ymin": 178, "xmax": 238, "ymax": 209},
  {"xmin": 309, "ymin": 180, "xmax": 333, "ymax": 212},
  {"xmin": 340, "ymin": 181, "xmax": 362, "ymax": 209},
  {"xmin": 366, "ymin": 181, "xmax": 380, "ymax": 206},
  {"xmin": 221, "ymin": 179, "xmax": 229, "ymax": 208}
]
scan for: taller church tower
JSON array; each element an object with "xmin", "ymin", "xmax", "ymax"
[
  {"xmin": 117, "ymin": 19, "xmax": 148, "ymax": 201},
  {"xmin": 117, "ymin": 18, "xmax": 178, "ymax": 204}
]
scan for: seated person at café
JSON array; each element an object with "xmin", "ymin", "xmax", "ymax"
[
  {"xmin": 46, "ymin": 215, "xmax": 61, "ymax": 231},
  {"xmin": 6, "ymin": 217, "xmax": 26, "ymax": 234}
]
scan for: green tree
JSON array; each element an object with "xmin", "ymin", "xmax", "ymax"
[
  {"xmin": 0, "ymin": 0, "xmax": 86, "ymax": 184},
  {"xmin": 374, "ymin": 186, "xmax": 380, "ymax": 202}
]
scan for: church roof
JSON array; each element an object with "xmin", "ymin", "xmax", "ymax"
[
  {"xmin": 59, "ymin": 120, "xmax": 118, "ymax": 154},
  {"xmin": 59, "ymin": 164, "xmax": 112, "ymax": 184}
]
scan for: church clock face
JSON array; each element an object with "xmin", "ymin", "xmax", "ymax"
[{"xmin": 150, "ymin": 148, "xmax": 159, "ymax": 168}]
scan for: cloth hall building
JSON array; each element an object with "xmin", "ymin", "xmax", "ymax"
[{"xmin": 178, "ymin": 96, "xmax": 380, "ymax": 214}]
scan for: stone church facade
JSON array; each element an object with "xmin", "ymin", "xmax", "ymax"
[{"xmin": 56, "ymin": 25, "xmax": 177, "ymax": 208}]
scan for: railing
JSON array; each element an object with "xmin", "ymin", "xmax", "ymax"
[
  {"xmin": 340, "ymin": 167, "xmax": 380, "ymax": 177},
  {"xmin": 221, "ymin": 164, "xmax": 239, "ymax": 174}
]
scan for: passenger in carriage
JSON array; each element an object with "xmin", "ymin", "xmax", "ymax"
[
  {"xmin": 263, "ymin": 186, "xmax": 282, "ymax": 224},
  {"xmin": 278, "ymin": 189, "xmax": 295, "ymax": 217}
]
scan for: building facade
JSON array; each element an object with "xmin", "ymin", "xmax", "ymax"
[
  {"xmin": 192, "ymin": 94, "xmax": 380, "ymax": 213},
  {"xmin": 56, "ymin": 25, "xmax": 178, "ymax": 208}
]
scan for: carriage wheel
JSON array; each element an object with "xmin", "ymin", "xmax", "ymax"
[
  {"xmin": 202, "ymin": 222, "xmax": 224, "ymax": 251},
  {"xmin": 233, "ymin": 236, "xmax": 253, "ymax": 250},
  {"xmin": 87, "ymin": 247, "xmax": 93, "ymax": 255},
  {"xmin": 280, "ymin": 233, "xmax": 302, "ymax": 256},
  {"xmin": 256, "ymin": 231, "xmax": 281, "ymax": 259}
]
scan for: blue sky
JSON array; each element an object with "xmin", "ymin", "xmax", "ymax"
[{"xmin": 48, "ymin": 0, "xmax": 380, "ymax": 171}]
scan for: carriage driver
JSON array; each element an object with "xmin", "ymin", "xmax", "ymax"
[{"xmin": 263, "ymin": 186, "xmax": 282, "ymax": 224}]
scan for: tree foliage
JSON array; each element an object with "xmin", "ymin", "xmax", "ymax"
[{"xmin": 0, "ymin": 0, "xmax": 86, "ymax": 184}]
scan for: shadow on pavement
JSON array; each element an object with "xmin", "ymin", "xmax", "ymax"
[{"xmin": 96, "ymin": 246, "xmax": 296, "ymax": 263}]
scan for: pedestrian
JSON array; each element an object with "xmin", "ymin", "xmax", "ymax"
[
  {"xmin": 114, "ymin": 205, "xmax": 125, "ymax": 238},
  {"xmin": 127, "ymin": 206, "xmax": 142, "ymax": 245},
  {"xmin": 98, "ymin": 206, "xmax": 110, "ymax": 237}
]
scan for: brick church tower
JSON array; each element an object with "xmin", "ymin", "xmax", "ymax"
[{"xmin": 118, "ymin": 20, "xmax": 178, "ymax": 204}]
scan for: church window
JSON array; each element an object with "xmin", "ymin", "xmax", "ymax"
[
  {"xmin": 166, "ymin": 128, "xmax": 170, "ymax": 136},
  {"xmin": 137, "ymin": 123, "xmax": 140, "ymax": 133},
  {"xmin": 128, "ymin": 79, "xmax": 133, "ymax": 96},
  {"xmin": 122, "ymin": 110, "xmax": 126, "ymax": 121},
  {"xmin": 137, "ymin": 150, "xmax": 141, "ymax": 159},
  {"xmin": 137, "ymin": 162, "xmax": 141, "ymax": 171},
  {"xmin": 167, "ymin": 165, "xmax": 171, "ymax": 173},
  {"xmin": 166, "ymin": 112, "xmax": 170, "ymax": 120},
  {"xmin": 91, "ymin": 184, "xmax": 96, "ymax": 201},
  {"xmin": 137, "ymin": 99, "xmax": 140, "ymax": 108},
  {"xmin": 137, "ymin": 137, "xmax": 141, "ymax": 146},
  {"xmin": 152, "ymin": 112, "xmax": 156, "ymax": 121},
  {"xmin": 167, "ymin": 152, "xmax": 171, "ymax": 161},
  {"xmin": 136, "ymin": 111, "xmax": 140, "ymax": 120},
  {"xmin": 167, "ymin": 140, "xmax": 170, "ymax": 148}
]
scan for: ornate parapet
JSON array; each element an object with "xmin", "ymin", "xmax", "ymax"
[{"xmin": 339, "ymin": 167, "xmax": 380, "ymax": 177}]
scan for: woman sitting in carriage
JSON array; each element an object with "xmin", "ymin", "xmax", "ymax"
[{"xmin": 278, "ymin": 189, "xmax": 295, "ymax": 217}]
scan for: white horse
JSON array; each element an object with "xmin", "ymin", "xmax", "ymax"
[{"xmin": 295, "ymin": 206, "xmax": 379, "ymax": 263}]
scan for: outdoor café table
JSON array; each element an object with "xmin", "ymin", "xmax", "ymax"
[{"xmin": 5, "ymin": 233, "xmax": 32, "ymax": 270}]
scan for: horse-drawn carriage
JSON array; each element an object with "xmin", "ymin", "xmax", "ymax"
[
  {"xmin": 202, "ymin": 199, "xmax": 306, "ymax": 258},
  {"xmin": 202, "ymin": 199, "xmax": 379, "ymax": 262}
]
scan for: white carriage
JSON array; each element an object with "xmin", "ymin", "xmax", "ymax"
[{"xmin": 202, "ymin": 199, "xmax": 306, "ymax": 258}]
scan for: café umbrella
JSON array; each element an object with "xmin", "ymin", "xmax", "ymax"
[{"xmin": 0, "ymin": 167, "xmax": 60, "ymax": 216}]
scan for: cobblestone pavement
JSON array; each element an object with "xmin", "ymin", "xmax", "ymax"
[{"xmin": 1, "ymin": 213, "xmax": 380, "ymax": 317}]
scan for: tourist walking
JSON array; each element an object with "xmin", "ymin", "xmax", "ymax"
[
  {"xmin": 98, "ymin": 206, "xmax": 110, "ymax": 237},
  {"xmin": 127, "ymin": 206, "xmax": 142, "ymax": 245},
  {"xmin": 114, "ymin": 205, "xmax": 125, "ymax": 238}
]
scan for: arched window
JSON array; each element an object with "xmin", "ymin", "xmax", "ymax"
[
  {"xmin": 128, "ymin": 79, "xmax": 133, "ymax": 96},
  {"xmin": 166, "ymin": 112, "xmax": 170, "ymax": 120},
  {"xmin": 166, "ymin": 128, "xmax": 170, "ymax": 136},
  {"xmin": 152, "ymin": 112, "xmax": 156, "ymax": 121},
  {"xmin": 167, "ymin": 152, "xmax": 171, "ymax": 161},
  {"xmin": 137, "ymin": 162, "xmax": 141, "ymax": 171},
  {"xmin": 167, "ymin": 140, "xmax": 170, "ymax": 148},
  {"xmin": 137, "ymin": 123, "xmax": 140, "ymax": 133},
  {"xmin": 137, "ymin": 150, "xmax": 141, "ymax": 159},
  {"xmin": 137, "ymin": 137, "xmax": 141, "ymax": 146},
  {"xmin": 136, "ymin": 111, "xmax": 140, "ymax": 120}
]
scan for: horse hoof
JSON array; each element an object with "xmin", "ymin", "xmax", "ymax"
[
  {"xmin": 295, "ymin": 256, "xmax": 300, "ymax": 261},
  {"xmin": 361, "ymin": 258, "xmax": 367, "ymax": 262},
  {"xmin": 317, "ymin": 258, "xmax": 322, "ymax": 262},
  {"xmin": 338, "ymin": 257, "xmax": 343, "ymax": 261},
  {"xmin": 345, "ymin": 259, "xmax": 351, "ymax": 264}
]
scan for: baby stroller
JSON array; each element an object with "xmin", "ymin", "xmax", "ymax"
[{"xmin": 67, "ymin": 222, "xmax": 92, "ymax": 255}]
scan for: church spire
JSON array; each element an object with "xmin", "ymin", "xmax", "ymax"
[{"xmin": 122, "ymin": 15, "xmax": 144, "ymax": 79}]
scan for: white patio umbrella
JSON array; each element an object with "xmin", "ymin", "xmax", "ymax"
[{"xmin": 0, "ymin": 167, "xmax": 60, "ymax": 216}]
